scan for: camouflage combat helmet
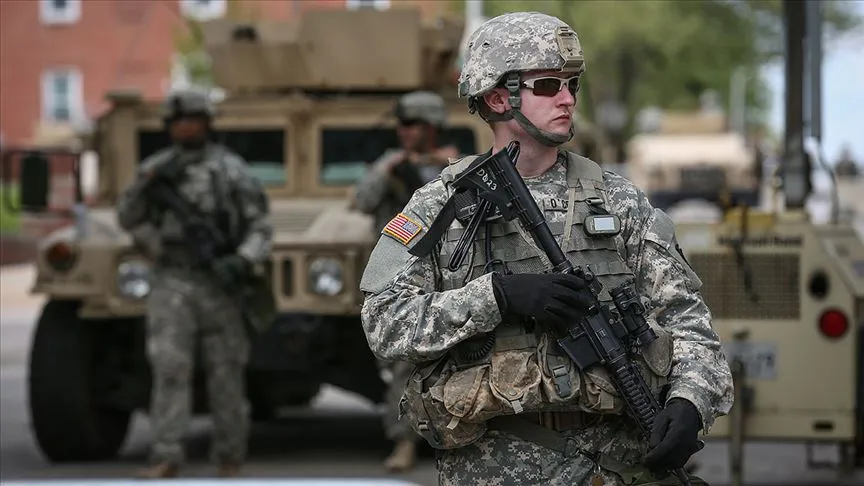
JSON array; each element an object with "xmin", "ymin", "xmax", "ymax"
[
  {"xmin": 394, "ymin": 91, "xmax": 447, "ymax": 127},
  {"xmin": 458, "ymin": 12, "xmax": 585, "ymax": 147},
  {"xmin": 161, "ymin": 89, "xmax": 216, "ymax": 121}
]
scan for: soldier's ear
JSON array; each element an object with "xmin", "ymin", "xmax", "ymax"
[{"xmin": 483, "ymin": 88, "xmax": 509, "ymax": 115}]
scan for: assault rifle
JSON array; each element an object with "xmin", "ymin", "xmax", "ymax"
[
  {"xmin": 449, "ymin": 141, "xmax": 698, "ymax": 486},
  {"xmin": 145, "ymin": 177, "xmax": 275, "ymax": 334},
  {"xmin": 146, "ymin": 177, "xmax": 234, "ymax": 269}
]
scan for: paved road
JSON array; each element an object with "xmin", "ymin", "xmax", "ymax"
[{"xmin": 0, "ymin": 265, "xmax": 437, "ymax": 484}]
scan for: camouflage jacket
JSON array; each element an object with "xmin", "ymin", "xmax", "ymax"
[
  {"xmin": 359, "ymin": 151, "xmax": 733, "ymax": 431},
  {"xmin": 116, "ymin": 143, "xmax": 272, "ymax": 266}
]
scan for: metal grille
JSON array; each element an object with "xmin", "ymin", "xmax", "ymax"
[
  {"xmin": 270, "ymin": 210, "xmax": 321, "ymax": 233},
  {"xmin": 281, "ymin": 258, "xmax": 294, "ymax": 297},
  {"xmin": 689, "ymin": 253, "xmax": 800, "ymax": 320},
  {"xmin": 680, "ymin": 167, "xmax": 727, "ymax": 194}
]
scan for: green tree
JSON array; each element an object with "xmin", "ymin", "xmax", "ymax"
[{"xmin": 450, "ymin": 0, "xmax": 861, "ymax": 157}]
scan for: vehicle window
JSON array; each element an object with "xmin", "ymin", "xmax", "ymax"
[
  {"xmin": 320, "ymin": 126, "xmax": 479, "ymax": 186},
  {"xmin": 137, "ymin": 129, "xmax": 287, "ymax": 186}
]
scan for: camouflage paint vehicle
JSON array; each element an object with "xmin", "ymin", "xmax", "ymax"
[{"xmin": 12, "ymin": 9, "xmax": 495, "ymax": 462}]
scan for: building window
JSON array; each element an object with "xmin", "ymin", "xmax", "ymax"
[
  {"xmin": 180, "ymin": 0, "xmax": 227, "ymax": 21},
  {"xmin": 41, "ymin": 69, "xmax": 83, "ymax": 124},
  {"xmin": 40, "ymin": 0, "xmax": 82, "ymax": 25},
  {"xmin": 346, "ymin": 0, "xmax": 391, "ymax": 10}
]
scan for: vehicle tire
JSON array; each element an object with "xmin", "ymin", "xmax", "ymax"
[
  {"xmin": 282, "ymin": 384, "xmax": 321, "ymax": 406},
  {"xmin": 248, "ymin": 374, "xmax": 320, "ymax": 421},
  {"xmin": 28, "ymin": 300, "xmax": 132, "ymax": 462}
]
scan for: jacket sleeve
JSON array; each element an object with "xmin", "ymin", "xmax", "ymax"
[
  {"xmin": 116, "ymin": 177, "xmax": 152, "ymax": 230},
  {"xmin": 353, "ymin": 150, "xmax": 400, "ymax": 214},
  {"xmin": 359, "ymin": 181, "xmax": 502, "ymax": 363},
  {"xmin": 230, "ymin": 158, "xmax": 272, "ymax": 265},
  {"xmin": 117, "ymin": 154, "xmax": 164, "ymax": 231},
  {"xmin": 607, "ymin": 172, "xmax": 734, "ymax": 433}
]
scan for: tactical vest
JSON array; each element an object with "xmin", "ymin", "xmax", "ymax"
[
  {"xmin": 399, "ymin": 151, "xmax": 674, "ymax": 450},
  {"xmin": 155, "ymin": 145, "xmax": 237, "ymax": 266}
]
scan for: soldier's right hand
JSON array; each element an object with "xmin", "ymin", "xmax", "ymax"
[
  {"xmin": 491, "ymin": 273, "xmax": 592, "ymax": 328},
  {"xmin": 145, "ymin": 159, "xmax": 185, "ymax": 183},
  {"xmin": 378, "ymin": 150, "xmax": 409, "ymax": 173}
]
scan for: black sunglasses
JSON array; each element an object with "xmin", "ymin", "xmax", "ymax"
[{"xmin": 398, "ymin": 119, "xmax": 426, "ymax": 127}]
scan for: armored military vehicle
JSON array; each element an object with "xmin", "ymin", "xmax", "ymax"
[
  {"xmin": 11, "ymin": 8, "xmax": 494, "ymax": 462},
  {"xmin": 626, "ymin": 111, "xmax": 761, "ymax": 211},
  {"xmin": 678, "ymin": 2, "xmax": 863, "ymax": 479}
]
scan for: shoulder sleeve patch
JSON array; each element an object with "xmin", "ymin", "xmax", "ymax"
[{"xmin": 382, "ymin": 213, "xmax": 424, "ymax": 246}]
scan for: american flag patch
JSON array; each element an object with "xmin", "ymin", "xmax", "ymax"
[{"xmin": 382, "ymin": 213, "xmax": 423, "ymax": 245}]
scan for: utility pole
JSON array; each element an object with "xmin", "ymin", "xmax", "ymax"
[
  {"xmin": 782, "ymin": 0, "xmax": 820, "ymax": 209},
  {"xmin": 729, "ymin": 66, "xmax": 747, "ymax": 137}
]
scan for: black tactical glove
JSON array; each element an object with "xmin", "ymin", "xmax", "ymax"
[
  {"xmin": 391, "ymin": 159, "xmax": 425, "ymax": 195},
  {"xmin": 643, "ymin": 398, "xmax": 704, "ymax": 477},
  {"xmin": 491, "ymin": 272, "xmax": 591, "ymax": 329},
  {"xmin": 149, "ymin": 159, "xmax": 186, "ymax": 183},
  {"xmin": 212, "ymin": 255, "xmax": 249, "ymax": 288}
]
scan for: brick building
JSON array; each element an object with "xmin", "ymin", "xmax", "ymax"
[
  {"xmin": 0, "ymin": 0, "xmax": 453, "ymax": 148},
  {"xmin": 0, "ymin": 0, "xmax": 455, "ymax": 242}
]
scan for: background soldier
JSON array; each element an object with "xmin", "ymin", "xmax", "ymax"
[
  {"xmin": 359, "ymin": 12, "xmax": 733, "ymax": 485},
  {"xmin": 354, "ymin": 91, "xmax": 460, "ymax": 233},
  {"xmin": 834, "ymin": 144, "xmax": 859, "ymax": 178},
  {"xmin": 116, "ymin": 89, "xmax": 272, "ymax": 479},
  {"xmin": 353, "ymin": 91, "xmax": 459, "ymax": 472}
]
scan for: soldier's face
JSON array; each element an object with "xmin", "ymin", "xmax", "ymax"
[
  {"xmin": 168, "ymin": 116, "xmax": 209, "ymax": 147},
  {"xmin": 518, "ymin": 71, "xmax": 577, "ymax": 136},
  {"xmin": 397, "ymin": 120, "xmax": 431, "ymax": 153}
]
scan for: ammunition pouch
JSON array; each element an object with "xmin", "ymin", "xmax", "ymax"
[
  {"xmin": 400, "ymin": 149, "xmax": 675, "ymax": 450},
  {"xmin": 399, "ymin": 357, "xmax": 488, "ymax": 450},
  {"xmin": 240, "ymin": 271, "xmax": 276, "ymax": 335},
  {"xmin": 400, "ymin": 323, "xmax": 673, "ymax": 449}
]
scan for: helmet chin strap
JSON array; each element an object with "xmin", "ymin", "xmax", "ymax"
[
  {"xmin": 511, "ymin": 110, "xmax": 574, "ymax": 147},
  {"xmin": 479, "ymin": 72, "xmax": 574, "ymax": 147}
]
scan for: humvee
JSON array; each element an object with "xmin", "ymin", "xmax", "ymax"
[
  {"xmin": 626, "ymin": 112, "xmax": 761, "ymax": 211},
  {"xmin": 679, "ymin": 2, "xmax": 863, "ymax": 479},
  {"xmin": 11, "ymin": 8, "xmax": 496, "ymax": 462}
]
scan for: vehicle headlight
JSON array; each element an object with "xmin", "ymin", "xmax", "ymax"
[
  {"xmin": 308, "ymin": 257, "xmax": 344, "ymax": 296},
  {"xmin": 116, "ymin": 260, "xmax": 151, "ymax": 299}
]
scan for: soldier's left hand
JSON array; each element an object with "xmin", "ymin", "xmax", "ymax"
[
  {"xmin": 642, "ymin": 398, "xmax": 703, "ymax": 477},
  {"xmin": 212, "ymin": 255, "xmax": 249, "ymax": 287},
  {"xmin": 144, "ymin": 159, "xmax": 186, "ymax": 184}
]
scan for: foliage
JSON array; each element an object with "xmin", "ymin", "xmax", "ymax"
[
  {"xmin": 450, "ymin": 0, "xmax": 862, "ymax": 139},
  {"xmin": 172, "ymin": 0, "xmax": 262, "ymax": 88},
  {"xmin": 0, "ymin": 184, "xmax": 20, "ymax": 233}
]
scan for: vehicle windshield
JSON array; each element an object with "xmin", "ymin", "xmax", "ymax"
[
  {"xmin": 319, "ymin": 126, "xmax": 479, "ymax": 186},
  {"xmin": 137, "ymin": 129, "xmax": 286, "ymax": 187}
]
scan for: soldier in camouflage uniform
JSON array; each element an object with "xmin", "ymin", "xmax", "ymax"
[
  {"xmin": 354, "ymin": 91, "xmax": 459, "ymax": 472},
  {"xmin": 354, "ymin": 91, "xmax": 460, "ymax": 233},
  {"xmin": 359, "ymin": 12, "xmax": 733, "ymax": 486},
  {"xmin": 117, "ymin": 89, "xmax": 272, "ymax": 479}
]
